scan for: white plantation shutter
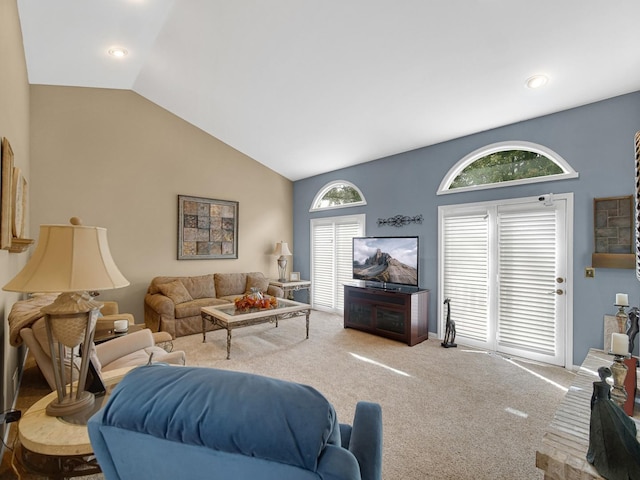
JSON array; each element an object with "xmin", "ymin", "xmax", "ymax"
[
  {"xmin": 442, "ymin": 214, "xmax": 489, "ymax": 342},
  {"xmin": 336, "ymin": 222, "xmax": 362, "ymax": 309},
  {"xmin": 312, "ymin": 223, "xmax": 335, "ymax": 308},
  {"xmin": 311, "ymin": 215, "xmax": 365, "ymax": 311},
  {"xmin": 497, "ymin": 209, "xmax": 557, "ymax": 356},
  {"xmin": 440, "ymin": 195, "xmax": 569, "ymax": 366}
]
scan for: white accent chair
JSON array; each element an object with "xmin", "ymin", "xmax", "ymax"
[{"xmin": 10, "ymin": 296, "xmax": 186, "ymax": 391}]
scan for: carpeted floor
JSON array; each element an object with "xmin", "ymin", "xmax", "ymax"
[{"xmin": 1, "ymin": 309, "xmax": 575, "ymax": 479}]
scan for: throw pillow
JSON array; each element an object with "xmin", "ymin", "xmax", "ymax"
[
  {"xmin": 245, "ymin": 272, "xmax": 269, "ymax": 294},
  {"xmin": 158, "ymin": 280, "xmax": 193, "ymax": 304}
]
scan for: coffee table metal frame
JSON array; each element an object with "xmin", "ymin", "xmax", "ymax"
[{"xmin": 201, "ymin": 299, "xmax": 311, "ymax": 359}]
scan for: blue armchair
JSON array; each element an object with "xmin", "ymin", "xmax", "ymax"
[{"xmin": 88, "ymin": 365, "xmax": 383, "ymax": 480}]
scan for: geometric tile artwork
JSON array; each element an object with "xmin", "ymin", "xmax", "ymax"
[
  {"xmin": 178, "ymin": 195, "xmax": 238, "ymax": 259},
  {"xmin": 594, "ymin": 196, "xmax": 632, "ymax": 254}
]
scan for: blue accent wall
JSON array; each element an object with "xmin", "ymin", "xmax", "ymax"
[{"xmin": 293, "ymin": 91, "xmax": 640, "ymax": 365}]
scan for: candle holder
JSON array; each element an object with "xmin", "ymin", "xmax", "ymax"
[
  {"xmin": 615, "ymin": 304, "xmax": 629, "ymax": 334},
  {"xmin": 608, "ymin": 351, "xmax": 631, "ymax": 407}
]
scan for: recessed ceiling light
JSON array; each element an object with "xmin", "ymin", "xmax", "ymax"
[
  {"xmin": 108, "ymin": 47, "xmax": 128, "ymax": 58},
  {"xmin": 525, "ymin": 74, "xmax": 548, "ymax": 89}
]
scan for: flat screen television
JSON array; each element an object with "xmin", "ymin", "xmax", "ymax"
[{"xmin": 352, "ymin": 236, "xmax": 419, "ymax": 288}]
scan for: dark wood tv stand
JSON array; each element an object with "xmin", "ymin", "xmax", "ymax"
[{"xmin": 343, "ymin": 284, "xmax": 429, "ymax": 346}]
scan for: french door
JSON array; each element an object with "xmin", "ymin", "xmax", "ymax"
[
  {"xmin": 310, "ymin": 214, "xmax": 365, "ymax": 312},
  {"xmin": 438, "ymin": 194, "xmax": 573, "ymax": 366}
]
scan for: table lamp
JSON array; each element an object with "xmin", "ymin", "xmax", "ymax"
[
  {"xmin": 273, "ymin": 241, "xmax": 292, "ymax": 282},
  {"xmin": 3, "ymin": 217, "xmax": 129, "ymax": 416}
]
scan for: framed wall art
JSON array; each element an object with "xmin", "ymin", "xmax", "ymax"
[
  {"xmin": 12, "ymin": 166, "xmax": 26, "ymax": 238},
  {"xmin": 1, "ymin": 137, "xmax": 14, "ymax": 250},
  {"xmin": 592, "ymin": 195, "xmax": 634, "ymax": 269},
  {"xmin": 636, "ymin": 131, "xmax": 640, "ymax": 280},
  {"xmin": 178, "ymin": 195, "xmax": 238, "ymax": 260}
]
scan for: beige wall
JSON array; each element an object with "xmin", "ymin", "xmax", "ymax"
[
  {"xmin": 0, "ymin": 0, "xmax": 31, "ymax": 416},
  {"xmin": 30, "ymin": 85, "xmax": 293, "ymax": 322}
]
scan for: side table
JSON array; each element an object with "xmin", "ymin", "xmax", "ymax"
[
  {"xmin": 17, "ymin": 367, "xmax": 132, "ymax": 478},
  {"xmin": 536, "ymin": 348, "xmax": 640, "ymax": 479},
  {"xmin": 269, "ymin": 279, "xmax": 311, "ymax": 303},
  {"xmin": 94, "ymin": 324, "xmax": 174, "ymax": 351},
  {"xmin": 94, "ymin": 323, "xmax": 143, "ymax": 344}
]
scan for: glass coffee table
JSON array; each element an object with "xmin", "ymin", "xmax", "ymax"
[{"xmin": 201, "ymin": 299, "xmax": 312, "ymax": 359}]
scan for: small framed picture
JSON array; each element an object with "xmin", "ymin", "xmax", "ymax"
[{"xmin": 290, "ymin": 272, "xmax": 300, "ymax": 281}]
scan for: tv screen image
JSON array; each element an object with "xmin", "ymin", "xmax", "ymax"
[{"xmin": 352, "ymin": 236, "xmax": 419, "ymax": 287}]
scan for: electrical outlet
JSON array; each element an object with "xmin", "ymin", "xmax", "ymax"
[{"xmin": 585, "ymin": 267, "xmax": 595, "ymax": 278}]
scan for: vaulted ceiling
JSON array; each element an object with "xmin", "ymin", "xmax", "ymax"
[{"xmin": 17, "ymin": 1, "xmax": 640, "ymax": 180}]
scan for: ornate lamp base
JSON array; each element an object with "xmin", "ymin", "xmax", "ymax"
[
  {"xmin": 277, "ymin": 256, "xmax": 288, "ymax": 282},
  {"xmin": 42, "ymin": 291, "xmax": 102, "ymax": 417},
  {"xmin": 609, "ymin": 353, "xmax": 630, "ymax": 407},
  {"xmin": 45, "ymin": 390, "xmax": 94, "ymax": 417}
]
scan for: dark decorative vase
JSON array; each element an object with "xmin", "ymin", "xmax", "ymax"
[
  {"xmin": 627, "ymin": 307, "xmax": 639, "ymax": 353},
  {"xmin": 587, "ymin": 368, "xmax": 640, "ymax": 479}
]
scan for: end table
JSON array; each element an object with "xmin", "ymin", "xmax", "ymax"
[
  {"xmin": 16, "ymin": 367, "xmax": 132, "ymax": 478},
  {"xmin": 269, "ymin": 279, "xmax": 311, "ymax": 303}
]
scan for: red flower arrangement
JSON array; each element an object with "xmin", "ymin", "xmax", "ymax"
[{"xmin": 234, "ymin": 294, "xmax": 277, "ymax": 311}]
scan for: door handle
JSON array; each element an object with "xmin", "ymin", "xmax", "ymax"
[{"xmin": 547, "ymin": 289, "xmax": 564, "ymax": 295}]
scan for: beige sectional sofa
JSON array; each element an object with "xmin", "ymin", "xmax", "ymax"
[{"xmin": 144, "ymin": 272, "xmax": 284, "ymax": 338}]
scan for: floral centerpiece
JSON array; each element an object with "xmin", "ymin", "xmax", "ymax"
[{"xmin": 234, "ymin": 288, "xmax": 277, "ymax": 311}]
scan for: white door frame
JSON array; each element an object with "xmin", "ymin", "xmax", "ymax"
[{"xmin": 438, "ymin": 193, "xmax": 573, "ymax": 368}]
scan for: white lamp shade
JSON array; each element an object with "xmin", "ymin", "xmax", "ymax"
[
  {"xmin": 273, "ymin": 241, "xmax": 292, "ymax": 256},
  {"xmin": 3, "ymin": 223, "xmax": 129, "ymax": 293}
]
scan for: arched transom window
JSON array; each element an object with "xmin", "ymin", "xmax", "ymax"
[
  {"xmin": 437, "ymin": 141, "xmax": 578, "ymax": 195},
  {"xmin": 310, "ymin": 180, "xmax": 366, "ymax": 211}
]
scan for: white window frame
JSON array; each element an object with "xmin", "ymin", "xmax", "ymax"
[
  {"xmin": 310, "ymin": 180, "xmax": 367, "ymax": 212},
  {"xmin": 437, "ymin": 141, "xmax": 579, "ymax": 195}
]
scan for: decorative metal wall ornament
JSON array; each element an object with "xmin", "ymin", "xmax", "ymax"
[{"xmin": 377, "ymin": 214, "xmax": 423, "ymax": 228}]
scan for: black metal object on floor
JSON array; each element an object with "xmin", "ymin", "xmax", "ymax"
[{"xmin": 441, "ymin": 298, "xmax": 457, "ymax": 348}]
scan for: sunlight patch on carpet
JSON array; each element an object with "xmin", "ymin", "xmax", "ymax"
[
  {"xmin": 503, "ymin": 357, "xmax": 568, "ymax": 392},
  {"xmin": 349, "ymin": 352, "xmax": 411, "ymax": 377},
  {"xmin": 505, "ymin": 407, "xmax": 528, "ymax": 418},
  {"xmin": 460, "ymin": 349, "xmax": 569, "ymax": 392}
]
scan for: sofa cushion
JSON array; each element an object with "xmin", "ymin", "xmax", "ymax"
[
  {"xmin": 181, "ymin": 275, "xmax": 216, "ymax": 299},
  {"xmin": 214, "ymin": 273, "xmax": 247, "ymax": 298},
  {"xmin": 217, "ymin": 295, "xmax": 245, "ymax": 303},
  {"xmin": 102, "ymin": 348, "xmax": 153, "ymax": 370},
  {"xmin": 175, "ymin": 298, "xmax": 229, "ymax": 319},
  {"xmin": 245, "ymin": 272, "xmax": 269, "ymax": 294},
  {"xmin": 101, "ymin": 365, "xmax": 341, "ymax": 472},
  {"xmin": 158, "ymin": 280, "xmax": 193, "ymax": 305},
  {"xmin": 148, "ymin": 276, "xmax": 177, "ymax": 295}
]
